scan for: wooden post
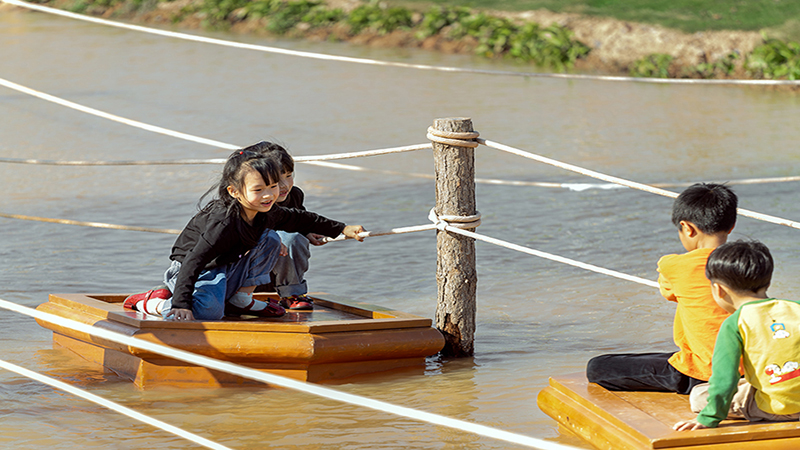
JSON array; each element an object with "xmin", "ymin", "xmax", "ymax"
[{"xmin": 431, "ymin": 117, "xmax": 477, "ymax": 357}]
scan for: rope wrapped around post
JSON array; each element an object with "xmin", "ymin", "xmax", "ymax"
[
  {"xmin": 426, "ymin": 126, "xmax": 480, "ymax": 148},
  {"xmin": 428, "ymin": 208, "xmax": 481, "ymax": 231}
]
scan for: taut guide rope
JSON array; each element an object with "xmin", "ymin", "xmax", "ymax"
[
  {"xmin": 0, "ymin": 298, "xmax": 581, "ymax": 450},
  {"xmin": 0, "ymin": 75, "xmax": 800, "ymax": 214},
  {"xmin": 479, "ymin": 138, "xmax": 800, "ymax": 230},
  {"xmin": 5, "ymin": 0, "xmax": 800, "ymax": 86},
  {"xmin": 0, "ymin": 76, "xmax": 428, "ymax": 161},
  {"xmin": 3, "ymin": 155, "xmax": 799, "ymax": 191},
  {"xmin": 0, "ymin": 358, "xmax": 232, "ymax": 450},
  {"xmin": 0, "ymin": 95, "xmax": 796, "ymax": 287}
]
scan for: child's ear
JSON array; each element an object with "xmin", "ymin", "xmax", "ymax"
[
  {"xmin": 711, "ymin": 282, "xmax": 725, "ymax": 299},
  {"xmin": 679, "ymin": 221, "xmax": 698, "ymax": 237},
  {"xmin": 711, "ymin": 282, "xmax": 735, "ymax": 312},
  {"xmin": 226, "ymin": 185, "xmax": 238, "ymax": 199}
]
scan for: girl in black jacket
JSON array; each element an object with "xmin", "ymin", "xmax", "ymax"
[{"xmin": 125, "ymin": 147, "xmax": 365, "ymax": 321}]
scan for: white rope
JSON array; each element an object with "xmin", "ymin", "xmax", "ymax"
[
  {"xmin": 480, "ymin": 138, "xmax": 800, "ymax": 230},
  {"xmin": 0, "ymin": 78, "xmax": 238, "ymax": 150},
  {"xmin": 0, "ymin": 299, "xmax": 579, "ymax": 450},
  {"xmin": 3, "ymin": 155, "xmax": 797, "ymax": 191},
  {"xmin": 0, "ymin": 206, "xmax": 659, "ymax": 290},
  {"xmin": 0, "ymin": 77, "xmax": 429, "ymax": 163},
  {"xmin": 293, "ymin": 144, "xmax": 431, "ymax": 162},
  {"xmin": 323, "ymin": 223, "xmax": 437, "ymax": 242},
  {"xmin": 455, "ymin": 225, "xmax": 659, "ymax": 288},
  {"xmin": 0, "ymin": 358, "xmax": 232, "ymax": 450},
  {"xmin": 5, "ymin": 0, "xmax": 800, "ymax": 86},
  {"xmin": 426, "ymin": 210, "xmax": 658, "ymax": 288}
]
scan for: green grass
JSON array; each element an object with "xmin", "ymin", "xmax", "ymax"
[{"xmin": 388, "ymin": 0, "xmax": 800, "ymax": 38}]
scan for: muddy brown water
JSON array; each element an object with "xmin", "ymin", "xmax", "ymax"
[{"xmin": 2, "ymin": 8, "xmax": 800, "ymax": 450}]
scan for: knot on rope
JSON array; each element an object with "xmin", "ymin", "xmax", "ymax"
[
  {"xmin": 426, "ymin": 126, "xmax": 480, "ymax": 148},
  {"xmin": 428, "ymin": 208, "xmax": 482, "ymax": 231}
]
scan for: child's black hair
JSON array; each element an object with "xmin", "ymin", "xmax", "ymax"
[
  {"xmin": 671, "ymin": 183, "xmax": 737, "ymax": 234},
  {"xmin": 198, "ymin": 148, "xmax": 282, "ymax": 214},
  {"xmin": 706, "ymin": 240, "xmax": 773, "ymax": 293},
  {"xmin": 243, "ymin": 140, "xmax": 294, "ymax": 173}
]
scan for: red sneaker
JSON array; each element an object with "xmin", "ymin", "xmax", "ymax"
[
  {"xmin": 279, "ymin": 295, "xmax": 314, "ymax": 311},
  {"xmin": 123, "ymin": 286, "xmax": 171, "ymax": 311}
]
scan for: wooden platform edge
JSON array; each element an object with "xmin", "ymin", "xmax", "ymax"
[
  {"xmin": 537, "ymin": 376, "xmax": 652, "ymax": 450},
  {"xmin": 537, "ymin": 373, "xmax": 800, "ymax": 450}
]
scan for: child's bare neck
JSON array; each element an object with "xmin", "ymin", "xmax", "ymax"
[
  {"xmin": 731, "ymin": 289, "xmax": 770, "ymax": 310},
  {"xmin": 692, "ymin": 232, "xmax": 729, "ymax": 250}
]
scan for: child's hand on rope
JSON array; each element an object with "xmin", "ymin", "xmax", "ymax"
[
  {"xmin": 343, "ymin": 225, "xmax": 367, "ymax": 241},
  {"xmin": 306, "ymin": 233, "xmax": 327, "ymax": 246},
  {"xmin": 279, "ymin": 242, "xmax": 289, "ymax": 256}
]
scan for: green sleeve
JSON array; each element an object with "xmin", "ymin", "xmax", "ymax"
[{"xmin": 696, "ymin": 310, "xmax": 744, "ymax": 428}]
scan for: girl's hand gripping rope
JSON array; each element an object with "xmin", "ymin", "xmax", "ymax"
[
  {"xmin": 343, "ymin": 225, "xmax": 367, "ymax": 241},
  {"xmin": 306, "ymin": 233, "xmax": 327, "ymax": 246}
]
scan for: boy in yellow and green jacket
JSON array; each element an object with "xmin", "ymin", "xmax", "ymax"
[{"xmin": 674, "ymin": 240, "xmax": 800, "ymax": 430}]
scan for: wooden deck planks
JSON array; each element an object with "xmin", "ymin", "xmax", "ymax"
[{"xmin": 538, "ymin": 372, "xmax": 800, "ymax": 450}]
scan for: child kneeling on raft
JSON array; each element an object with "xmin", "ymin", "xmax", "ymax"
[
  {"xmin": 675, "ymin": 240, "xmax": 800, "ymax": 430},
  {"xmin": 251, "ymin": 141, "xmax": 326, "ymax": 311},
  {"xmin": 125, "ymin": 146, "xmax": 365, "ymax": 320}
]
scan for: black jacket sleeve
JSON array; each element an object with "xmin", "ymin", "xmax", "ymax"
[
  {"xmin": 170, "ymin": 218, "xmax": 238, "ymax": 310},
  {"xmin": 266, "ymin": 205, "xmax": 345, "ymax": 237}
]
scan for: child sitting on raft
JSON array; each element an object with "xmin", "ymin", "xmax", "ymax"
[
  {"xmin": 674, "ymin": 240, "xmax": 800, "ymax": 430},
  {"xmin": 586, "ymin": 183, "xmax": 738, "ymax": 394},
  {"xmin": 251, "ymin": 141, "xmax": 326, "ymax": 311},
  {"xmin": 124, "ymin": 146, "xmax": 365, "ymax": 321}
]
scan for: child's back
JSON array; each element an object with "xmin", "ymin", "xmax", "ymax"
[
  {"xmin": 587, "ymin": 183, "xmax": 738, "ymax": 394},
  {"xmin": 658, "ymin": 247, "xmax": 729, "ymax": 382}
]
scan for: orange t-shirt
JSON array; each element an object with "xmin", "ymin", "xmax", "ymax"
[{"xmin": 657, "ymin": 247, "xmax": 731, "ymax": 381}]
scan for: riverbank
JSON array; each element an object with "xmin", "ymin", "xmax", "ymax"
[{"xmin": 5, "ymin": 0, "xmax": 799, "ymax": 81}]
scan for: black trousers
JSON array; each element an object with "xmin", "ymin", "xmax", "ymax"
[{"xmin": 585, "ymin": 352, "xmax": 705, "ymax": 395}]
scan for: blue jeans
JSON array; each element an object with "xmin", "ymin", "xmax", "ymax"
[
  {"xmin": 272, "ymin": 231, "xmax": 310, "ymax": 298},
  {"xmin": 162, "ymin": 230, "xmax": 282, "ymax": 320},
  {"xmin": 585, "ymin": 352, "xmax": 705, "ymax": 395}
]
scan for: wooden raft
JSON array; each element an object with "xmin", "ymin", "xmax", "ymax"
[
  {"xmin": 537, "ymin": 373, "xmax": 800, "ymax": 450},
  {"xmin": 36, "ymin": 293, "xmax": 444, "ymax": 388}
]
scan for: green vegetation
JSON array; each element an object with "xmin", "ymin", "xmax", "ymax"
[
  {"xmin": 686, "ymin": 52, "xmax": 739, "ymax": 79},
  {"xmin": 48, "ymin": 0, "xmax": 800, "ymax": 79},
  {"xmin": 388, "ymin": 0, "xmax": 800, "ymax": 38},
  {"xmin": 747, "ymin": 36, "xmax": 800, "ymax": 80},
  {"xmin": 628, "ymin": 51, "xmax": 741, "ymax": 79},
  {"xmin": 628, "ymin": 53, "xmax": 673, "ymax": 78},
  {"xmin": 192, "ymin": 0, "xmax": 590, "ymax": 69}
]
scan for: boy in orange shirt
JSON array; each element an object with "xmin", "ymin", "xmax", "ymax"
[{"xmin": 586, "ymin": 183, "xmax": 738, "ymax": 394}]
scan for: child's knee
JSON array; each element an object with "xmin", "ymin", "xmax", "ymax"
[
  {"xmin": 586, "ymin": 355, "xmax": 612, "ymax": 381},
  {"xmin": 283, "ymin": 233, "xmax": 311, "ymax": 258},
  {"xmin": 263, "ymin": 230, "xmax": 281, "ymax": 249},
  {"xmin": 193, "ymin": 302, "xmax": 225, "ymax": 320}
]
